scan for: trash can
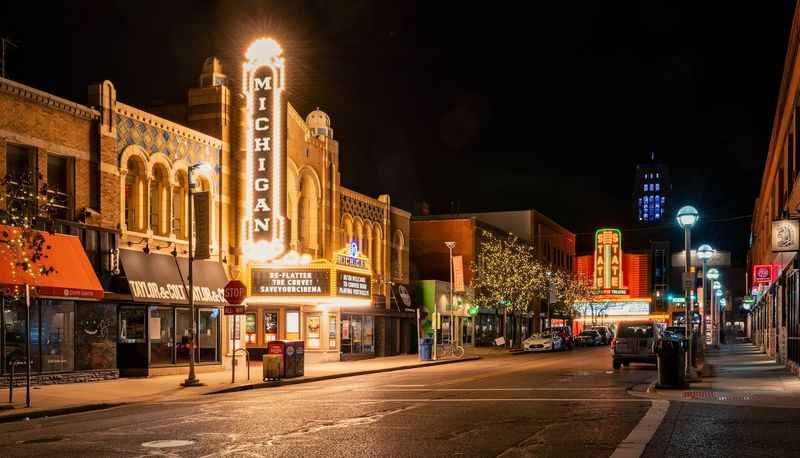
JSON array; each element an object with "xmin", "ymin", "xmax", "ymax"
[
  {"xmin": 656, "ymin": 337, "xmax": 686, "ymax": 388},
  {"xmin": 263, "ymin": 354, "xmax": 282, "ymax": 381},
  {"xmin": 419, "ymin": 338, "xmax": 432, "ymax": 361},
  {"xmin": 267, "ymin": 340, "xmax": 305, "ymax": 379}
]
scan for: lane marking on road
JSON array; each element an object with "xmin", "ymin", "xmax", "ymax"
[
  {"xmin": 371, "ymin": 387, "xmax": 626, "ymax": 392},
  {"xmin": 278, "ymin": 398, "xmax": 652, "ymax": 403},
  {"xmin": 610, "ymin": 399, "xmax": 669, "ymax": 458},
  {"xmin": 381, "ymin": 384, "xmax": 427, "ymax": 387}
]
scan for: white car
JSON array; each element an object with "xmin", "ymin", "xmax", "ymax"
[{"xmin": 522, "ymin": 332, "xmax": 563, "ymax": 352}]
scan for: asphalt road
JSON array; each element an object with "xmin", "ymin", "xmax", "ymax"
[{"xmin": 0, "ymin": 346, "xmax": 659, "ymax": 457}]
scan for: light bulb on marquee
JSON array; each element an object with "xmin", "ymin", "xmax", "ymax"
[{"xmin": 242, "ymin": 37, "xmax": 288, "ymax": 263}]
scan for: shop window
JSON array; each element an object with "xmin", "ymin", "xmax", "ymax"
[
  {"xmin": 306, "ymin": 314, "xmax": 321, "ymax": 348},
  {"xmin": 5, "ymin": 144, "xmax": 34, "ymax": 179},
  {"xmin": 329, "ymin": 313, "xmax": 337, "ymax": 349},
  {"xmin": 264, "ymin": 311, "xmax": 278, "ymax": 342},
  {"xmin": 362, "ymin": 316, "xmax": 374, "ymax": 353},
  {"xmin": 172, "ymin": 172, "xmax": 188, "ymax": 239},
  {"xmin": 124, "ymin": 157, "xmax": 147, "ymax": 232},
  {"xmin": 150, "ymin": 164, "xmax": 170, "ymax": 236},
  {"xmin": 47, "ymin": 155, "xmax": 73, "ymax": 220},
  {"xmin": 462, "ymin": 316, "xmax": 474, "ymax": 345},
  {"xmin": 119, "ymin": 306, "xmax": 146, "ymax": 343},
  {"xmin": 245, "ymin": 312, "xmax": 257, "ymax": 344},
  {"xmin": 75, "ymin": 302, "xmax": 116, "ymax": 370},
  {"xmin": 149, "ymin": 306, "xmax": 174, "ymax": 365},
  {"xmin": 198, "ymin": 308, "xmax": 219, "ymax": 362},
  {"xmin": 175, "ymin": 308, "xmax": 192, "ymax": 363},
  {"xmin": 2, "ymin": 301, "xmax": 75, "ymax": 374},
  {"xmin": 286, "ymin": 310, "xmax": 300, "ymax": 340}
]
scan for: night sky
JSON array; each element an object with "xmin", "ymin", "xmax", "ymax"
[{"xmin": 1, "ymin": 1, "xmax": 795, "ymax": 262}]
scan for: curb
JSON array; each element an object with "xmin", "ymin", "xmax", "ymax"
[
  {"xmin": 0, "ymin": 403, "xmax": 123, "ymax": 424},
  {"xmin": 207, "ymin": 355, "xmax": 482, "ymax": 395}
]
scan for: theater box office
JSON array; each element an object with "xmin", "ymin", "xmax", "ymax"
[
  {"xmin": 0, "ymin": 228, "xmax": 112, "ymax": 383},
  {"xmin": 242, "ymin": 249, "xmax": 373, "ymax": 364},
  {"xmin": 113, "ymin": 249, "xmax": 229, "ymax": 376}
]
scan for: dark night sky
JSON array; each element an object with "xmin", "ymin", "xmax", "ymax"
[{"xmin": 1, "ymin": 1, "xmax": 796, "ymax": 262}]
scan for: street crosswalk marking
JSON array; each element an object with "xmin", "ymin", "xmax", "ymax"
[{"xmin": 610, "ymin": 399, "xmax": 670, "ymax": 458}]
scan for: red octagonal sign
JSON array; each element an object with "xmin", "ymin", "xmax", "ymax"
[{"xmin": 224, "ymin": 280, "xmax": 247, "ymax": 305}]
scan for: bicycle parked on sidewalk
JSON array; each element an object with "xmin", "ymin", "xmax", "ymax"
[{"xmin": 436, "ymin": 341, "xmax": 465, "ymax": 359}]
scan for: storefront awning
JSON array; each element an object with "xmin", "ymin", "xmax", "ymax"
[
  {"xmin": 0, "ymin": 226, "xmax": 103, "ymax": 300},
  {"xmin": 119, "ymin": 249, "xmax": 228, "ymax": 306}
]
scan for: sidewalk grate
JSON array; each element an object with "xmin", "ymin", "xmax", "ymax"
[{"xmin": 683, "ymin": 391, "xmax": 753, "ymax": 401}]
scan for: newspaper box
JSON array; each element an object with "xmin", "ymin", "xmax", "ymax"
[{"xmin": 266, "ymin": 340, "xmax": 305, "ymax": 378}]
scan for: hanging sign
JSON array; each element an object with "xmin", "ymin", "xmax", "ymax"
[
  {"xmin": 243, "ymin": 38, "xmax": 288, "ymax": 261},
  {"xmin": 193, "ymin": 191, "xmax": 211, "ymax": 260},
  {"xmin": 594, "ymin": 228, "xmax": 623, "ymax": 290},
  {"xmin": 753, "ymin": 265, "xmax": 773, "ymax": 284},
  {"xmin": 453, "ymin": 255, "xmax": 465, "ymax": 293},
  {"xmin": 772, "ymin": 219, "xmax": 800, "ymax": 252}
]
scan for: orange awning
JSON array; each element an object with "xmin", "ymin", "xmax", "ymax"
[{"xmin": 0, "ymin": 225, "xmax": 104, "ymax": 300}]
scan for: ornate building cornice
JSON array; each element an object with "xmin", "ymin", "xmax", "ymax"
[{"xmin": 0, "ymin": 77, "xmax": 99, "ymax": 120}]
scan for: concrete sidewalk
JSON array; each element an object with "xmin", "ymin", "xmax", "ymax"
[
  {"xmin": 0, "ymin": 352, "xmax": 487, "ymax": 422},
  {"xmin": 633, "ymin": 342, "xmax": 800, "ymax": 408}
]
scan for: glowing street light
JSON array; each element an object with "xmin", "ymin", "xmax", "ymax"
[
  {"xmin": 696, "ymin": 244, "xmax": 713, "ymax": 348},
  {"xmin": 676, "ymin": 205, "xmax": 699, "ymax": 375}
]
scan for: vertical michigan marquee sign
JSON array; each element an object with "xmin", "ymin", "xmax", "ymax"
[
  {"xmin": 594, "ymin": 228, "xmax": 625, "ymax": 294},
  {"xmin": 243, "ymin": 38, "xmax": 288, "ymax": 261}
]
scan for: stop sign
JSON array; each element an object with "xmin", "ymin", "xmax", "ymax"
[{"xmin": 224, "ymin": 280, "xmax": 247, "ymax": 305}]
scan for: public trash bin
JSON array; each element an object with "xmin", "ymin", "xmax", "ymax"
[
  {"xmin": 656, "ymin": 336, "xmax": 686, "ymax": 388},
  {"xmin": 263, "ymin": 354, "xmax": 282, "ymax": 381},
  {"xmin": 266, "ymin": 340, "xmax": 305, "ymax": 379},
  {"xmin": 419, "ymin": 338, "xmax": 432, "ymax": 361}
]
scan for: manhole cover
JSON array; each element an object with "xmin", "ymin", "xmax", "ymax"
[{"xmin": 142, "ymin": 440, "xmax": 196, "ymax": 448}]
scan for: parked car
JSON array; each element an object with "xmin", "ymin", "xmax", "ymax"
[
  {"xmin": 575, "ymin": 330, "xmax": 602, "ymax": 346},
  {"xmin": 589, "ymin": 326, "xmax": 613, "ymax": 344},
  {"xmin": 522, "ymin": 332, "xmax": 563, "ymax": 352},
  {"xmin": 611, "ymin": 321, "xmax": 660, "ymax": 369},
  {"xmin": 546, "ymin": 326, "xmax": 574, "ymax": 350}
]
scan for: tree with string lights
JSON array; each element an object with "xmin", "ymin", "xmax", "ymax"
[{"xmin": 0, "ymin": 169, "xmax": 57, "ymax": 297}]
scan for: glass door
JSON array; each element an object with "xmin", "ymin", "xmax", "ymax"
[
  {"xmin": 175, "ymin": 308, "xmax": 192, "ymax": 363},
  {"xmin": 198, "ymin": 308, "xmax": 219, "ymax": 362},
  {"xmin": 148, "ymin": 306, "xmax": 174, "ymax": 365}
]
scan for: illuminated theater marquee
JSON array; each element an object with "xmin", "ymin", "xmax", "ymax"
[
  {"xmin": 244, "ymin": 38, "xmax": 288, "ymax": 261},
  {"xmin": 594, "ymin": 228, "xmax": 626, "ymax": 295}
]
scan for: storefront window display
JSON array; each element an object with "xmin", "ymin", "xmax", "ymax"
[
  {"xmin": 264, "ymin": 311, "xmax": 278, "ymax": 342},
  {"xmin": 329, "ymin": 314, "xmax": 337, "ymax": 349},
  {"xmin": 245, "ymin": 312, "xmax": 257, "ymax": 344},
  {"xmin": 286, "ymin": 310, "xmax": 300, "ymax": 340},
  {"xmin": 475, "ymin": 312, "xmax": 500, "ymax": 346},
  {"xmin": 306, "ymin": 314, "xmax": 321, "ymax": 348},
  {"xmin": 1, "ymin": 299, "xmax": 113, "ymax": 374},
  {"xmin": 175, "ymin": 308, "xmax": 192, "ymax": 364},
  {"xmin": 341, "ymin": 314, "xmax": 374, "ymax": 356},
  {"xmin": 198, "ymin": 308, "xmax": 219, "ymax": 362},
  {"xmin": 149, "ymin": 307, "xmax": 174, "ymax": 365}
]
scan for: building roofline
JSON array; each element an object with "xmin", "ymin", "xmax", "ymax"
[{"xmin": 0, "ymin": 76, "xmax": 100, "ymax": 120}]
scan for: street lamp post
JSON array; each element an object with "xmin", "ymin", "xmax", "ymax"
[
  {"xmin": 708, "ymin": 269, "xmax": 721, "ymax": 348},
  {"xmin": 445, "ymin": 241, "xmax": 456, "ymax": 346},
  {"xmin": 677, "ymin": 205, "xmax": 699, "ymax": 375},
  {"xmin": 697, "ymin": 244, "xmax": 714, "ymax": 350},
  {"xmin": 183, "ymin": 162, "xmax": 211, "ymax": 387}
]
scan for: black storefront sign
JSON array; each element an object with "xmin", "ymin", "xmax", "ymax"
[
  {"xmin": 119, "ymin": 250, "xmax": 228, "ymax": 305},
  {"xmin": 251, "ymin": 268, "xmax": 330, "ymax": 296},
  {"xmin": 336, "ymin": 271, "xmax": 371, "ymax": 298}
]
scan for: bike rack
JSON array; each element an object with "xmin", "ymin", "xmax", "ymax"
[{"xmin": 231, "ymin": 347, "xmax": 250, "ymax": 383}]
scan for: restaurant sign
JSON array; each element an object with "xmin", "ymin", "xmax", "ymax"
[
  {"xmin": 251, "ymin": 268, "xmax": 330, "ymax": 296},
  {"xmin": 753, "ymin": 264, "xmax": 774, "ymax": 284}
]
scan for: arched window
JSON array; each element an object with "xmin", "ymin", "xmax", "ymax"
[
  {"xmin": 354, "ymin": 219, "xmax": 364, "ymax": 253},
  {"xmin": 150, "ymin": 164, "xmax": 170, "ymax": 236},
  {"xmin": 124, "ymin": 156, "xmax": 147, "ymax": 232},
  {"xmin": 298, "ymin": 174, "xmax": 319, "ymax": 254},
  {"xmin": 172, "ymin": 171, "xmax": 188, "ymax": 239},
  {"xmin": 393, "ymin": 230, "xmax": 405, "ymax": 279},
  {"xmin": 342, "ymin": 214, "xmax": 353, "ymax": 249},
  {"xmin": 373, "ymin": 226, "xmax": 383, "ymax": 276}
]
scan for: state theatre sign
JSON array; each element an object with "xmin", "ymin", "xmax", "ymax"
[
  {"xmin": 594, "ymin": 228, "xmax": 628, "ymax": 295},
  {"xmin": 243, "ymin": 38, "xmax": 288, "ymax": 262}
]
